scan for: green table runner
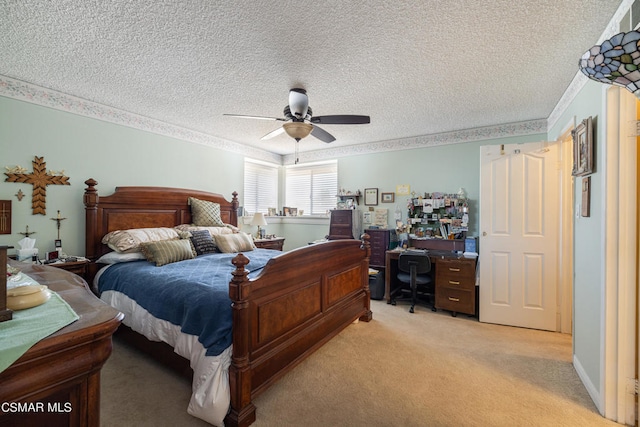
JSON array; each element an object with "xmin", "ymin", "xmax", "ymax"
[{"xmin": 0, "ymin": 289, "xmax": 79, "ymax": 373}]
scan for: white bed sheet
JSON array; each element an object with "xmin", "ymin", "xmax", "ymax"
[{"xmin": 98, "ymin": 275, "xmax": 231, "ymax": 426}]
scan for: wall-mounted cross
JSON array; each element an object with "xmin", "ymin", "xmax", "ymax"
[{"xmin": 5, "ymin": 156, "xmax": 70, "ymax": 215}]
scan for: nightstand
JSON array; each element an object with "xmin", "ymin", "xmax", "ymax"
[
  {"xmin": 48, "ymin": 259, "xmax": 90, "ymax": 280},
  {"xmin": 254, "ymin": 237, "xmax": 285, "ymax": 251}
]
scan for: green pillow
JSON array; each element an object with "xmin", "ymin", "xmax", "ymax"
[
  {"xmin": 189, "ymin": 197, "xmax": 225, "ymax": 227},
  {"xmin": 141, "ymin": 239, "xmax": 196, "ymax": 266}
]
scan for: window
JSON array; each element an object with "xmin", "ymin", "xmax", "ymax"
[
  {"xmin": 244, "ymin": 159, "xmax": 278, "ymax": 215},
  {"xmin": 285, "ymin": 160, "xmax": 337, "ymax": 215}
]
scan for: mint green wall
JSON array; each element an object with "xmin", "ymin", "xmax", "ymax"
[
  {"xmin": 337, "ymin": 134, "xmax": 545, "ymax": 237},
  {"xmin": 0, "ymin": 97, "xmax": 245, "ymax": 257},
  {"xmin": 548, "ymin": 82, "xmax": 605, "ymax": 397}
]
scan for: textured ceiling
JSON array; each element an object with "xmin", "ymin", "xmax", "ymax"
[{"xmin": 0, "ymin": 1, "xmax": 625, "ymax": 157}]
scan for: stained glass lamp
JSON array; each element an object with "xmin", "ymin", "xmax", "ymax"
[{"xmin": 579, "ymin": 31, "xmax": 640, "ymax": 98}]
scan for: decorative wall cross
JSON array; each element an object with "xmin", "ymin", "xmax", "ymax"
[
  {"xmin": 0, "ymin": 200, "xmax": 11, "ymax": 234},
  {"xmin": 4, "ymin": 156, "xmax": 70, "ymax": 215}
]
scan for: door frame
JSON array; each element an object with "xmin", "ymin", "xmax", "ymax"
[
  {"xmin": 556, "ymin": 123, "xmax": 575, "ymax": 335},
  {"xmin": 600, "ymin": 86, "xmax": 637, "ymax": 424}
]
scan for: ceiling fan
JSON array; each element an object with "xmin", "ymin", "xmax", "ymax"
[{"xmin": 223, "ymin": 88, "xmax": 370, "ymax": 143}]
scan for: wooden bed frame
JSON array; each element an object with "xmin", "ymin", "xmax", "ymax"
[{"xmin": 83, "ymin": 179, "xmax": 372, "ymax": 426}]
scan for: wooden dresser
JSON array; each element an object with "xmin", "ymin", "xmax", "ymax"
[
  {"xmin": 328, "ymin": 209, "xmax": 361, "ymax": 240},
  {"xmin": 0, "ymin": 262, "xmax": 123, "ymax": 427},
  {"xmin": 366, "ymin": 229, "xmax": 390, "ymax": 269}
]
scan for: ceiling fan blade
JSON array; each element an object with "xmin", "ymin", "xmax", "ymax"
[
  {"xmin": 261, "ymin": 126, "xmax": 286, "ymax": 140},
  {"xmin": 310, "ymin": 115, "xmax": 370, "ymax": 125},
  {"xmin": 223, "ymin": 114, "xmax": 286, "ymax": 122},
  {"xmin": 311, "ymin": 125, "xmax": 336, "ymax": 143}
]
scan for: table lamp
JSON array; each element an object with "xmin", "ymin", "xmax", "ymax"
[{"xmin": 251, "ymin": 213, "xmax": 267, "ymax": 239}]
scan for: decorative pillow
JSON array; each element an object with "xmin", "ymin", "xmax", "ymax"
[
  {"xmin": 175, "ymin": 224, "xmax": 235, "ymax": 236},
  {"xmin": 102, "ymin": 227, "xmax": 180, "ymax": 253},
  {"xmin": 190, "ymin": 229, "xmax": 218, "ymax": 255},
  {"xmin": 96, "ymin": 251, "xmax": 146, "ymax": 264},
  {"xmin": 189, "ymin": 197, "xmax": 224, "ymax": 227},
  {"xmin": 140, "ymin": 239, "xmax": 196, "ymax": 266},
  {"xmin": 214, "ymin": 233, "xmax": 256, "ymax": 253}
]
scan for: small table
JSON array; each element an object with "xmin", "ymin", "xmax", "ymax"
[
  {"xmin": 47, "ymin": 259, "xmax": 90, "ymax": 280},
  {"xmin": 254, "ymin": 237, "xmax": 285, "ymax": 251}
]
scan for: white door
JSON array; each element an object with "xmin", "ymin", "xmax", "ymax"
[{"xmin": 479, "ymin": 142, "xmax": 559, "ymax": 331}]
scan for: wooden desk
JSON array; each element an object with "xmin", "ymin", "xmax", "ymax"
[
  {"xmin": 385, "ymin": 249, "xmax": 477, "ymax": 316},
  {"xmin": 0, "ymin": 262, "xmax": 123, "ymax": 427}
]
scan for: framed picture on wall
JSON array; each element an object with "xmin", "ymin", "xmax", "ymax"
[
  {"xmin": 572, "ymin": 116, "xmax": 594, "ymax": 176},
  {"xmin": 395, "ymin": 184, "xmax": 410, "ymax": 196},
  {"xmin": 581, "ymin": 176, "xmax": 591, "ymax": 217},
  {"xmin": 381, "ymin": 192, "xmax": 394, "ymax": 203},
  {"xmin": 364, "ymin": 188, "xmax": 378, "ymax": 206}
]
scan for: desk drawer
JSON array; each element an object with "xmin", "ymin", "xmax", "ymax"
[
  {"xmin": 436, "ymin": 286, "xmax": 475, "ymax": 315},
  {"xmin": 330, "ymin": 210, "xmax": 353, "ymax": 224},
  {"xmin": 436, "ymin": 271, "xmax": 475, "ymax": 290},
  {"xmin": 436, "ymin": 259, "xmax": 476, "ymax": 279}
]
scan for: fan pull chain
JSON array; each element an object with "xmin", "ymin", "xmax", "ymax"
[{"xmin": 295, "ymin": 139, "xmax": 300, "ymax": 164}]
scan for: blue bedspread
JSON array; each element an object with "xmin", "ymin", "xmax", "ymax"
[{"xmin": 98, "ymin": 249, "xmax": 279, "ymax": 356}]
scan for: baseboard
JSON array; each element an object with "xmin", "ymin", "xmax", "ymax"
[{"xmin": 573, "ymin": 354, "xmax": 603, "ymax": 415}]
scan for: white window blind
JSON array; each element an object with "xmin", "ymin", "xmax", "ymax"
[
  {"xmin": 285, "ymin": 161, "xmax": 337, "ymax": 215},
  {"xmin": 244, "ymin": 159, "xmax": 278, "ymax": 215}
]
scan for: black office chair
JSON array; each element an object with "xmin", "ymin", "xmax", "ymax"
[{"xmin": 391, "ymin": 251, "xmax": 435, "ymax": 313}]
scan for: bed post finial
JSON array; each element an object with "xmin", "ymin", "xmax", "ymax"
[
  {"xmin": 227, "ymin": 253, "xmax": 257, "ymax": 427},
  {"xmin": 360, "ymin": 233, "xmax": 371, "ymax": 257},
  {"xmin": 84, "ymin": 178, "xmax": 98, "ymax": 208},
  {"xmin": 230, "ymin": 191, "xmax": 239, "ymax": 227}
]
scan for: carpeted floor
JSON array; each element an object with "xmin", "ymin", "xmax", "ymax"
[{"xmin": 100, "ymin": 300, "xmax": 620, "ymax": 426}]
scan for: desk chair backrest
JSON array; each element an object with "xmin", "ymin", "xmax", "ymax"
[{"xmin": 398, "ymin": 251, "xmax": 431, "ymax": 275}]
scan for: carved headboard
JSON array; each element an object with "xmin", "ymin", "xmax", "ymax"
[{"xmin": 84, "ymin": 179, "xmax": 239, "ymax": 264}]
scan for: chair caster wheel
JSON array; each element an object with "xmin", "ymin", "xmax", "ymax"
[
  {"xmin": 391, "ymin": 300, "xmax": 396, "ymax": 306},
  {"xmin": 409, "ymin": 307, "xmax": 414, "ymax": 313},
  {"xmin": 431, "ymin": 307, "xmax": 437, "ymax": 312}
]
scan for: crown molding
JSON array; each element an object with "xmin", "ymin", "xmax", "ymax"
[
  {"xmin": 1, "ymin": 75, "xmax": 546, "ymax": 166},
  {"xmin": 283, "ymin": 119, "xmax": 548, "ymax": 164},
  {"xmin": 0, "ymin": 75, "xmax": 282, "ymax": 164}
]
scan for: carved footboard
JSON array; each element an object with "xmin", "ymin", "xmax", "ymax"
[{"xmin": 226, "ymin": 237, "xmax": 372, "ymax": 427}]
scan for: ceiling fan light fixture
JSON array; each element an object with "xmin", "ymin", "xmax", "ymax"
[{"xmin": 283, "ymin": 122, "xmax": 313, "ymax": 140}]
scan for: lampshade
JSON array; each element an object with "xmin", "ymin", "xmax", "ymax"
[
  {"xmin": 251, "ymin": 212, "xmax": 267, "ymax": 226},
  {"xmin": 283, "ymin": 122, "xmax": 313, "ymax": 140},
  {"xmin": 579, "ymin": 31, "xmax": 640, "ymax": 98}
]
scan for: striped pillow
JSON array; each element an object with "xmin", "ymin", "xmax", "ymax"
[
  {"xmin": 141, "ymin": 239, "xmax": 196, "ymax": 266},
  {"xmin": 214, "ymin": 232, "xmax": 256, "ymax": 253},
  {"xmin": 189, "ymin": 197, "xmax": 224, "ymax": 227}
]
